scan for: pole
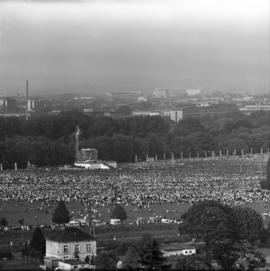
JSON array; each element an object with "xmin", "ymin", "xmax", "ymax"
[
  {"xmin": 181, "ymin": 152, "xmax": 183, "ymax": 160},
  {"xmin": 171, "ymin": 153, "xmax": 174, "ymax": 161},
  {"xmin": 85, "ymin": 201, "xmax": 95, "ymax": 237},
  {"xmin": 135, "ymin": 155, "xmax": 137, "ymax": 162},
  {"xmin": 0, "ymin": 163, "xmax": 2, "ymax": 171},
  {"xmin": 219, "ymin": 150, "xmax": 222, "ymax": 157},
  {"xmin": 26, "ymin": 80, "xmax": 29, "ymax": 121},
  {"xmin": 163, "ymin": 153, "xmax": 166, "ymax": 161},
  {"xmin": 155, "ymin": 154, "xmax": 157, "ymax": 161},
  {"xmin": 14, "ymin": 162, "xmax": 17, "ymax": 171},
  {"xmin": 226, "ymin": 149, "xmax": 229, "ymax": 157}
]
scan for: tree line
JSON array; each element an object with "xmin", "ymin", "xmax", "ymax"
[{"xmin": 1, "ymin": 110, "xmax": 270, "ymax": 168}]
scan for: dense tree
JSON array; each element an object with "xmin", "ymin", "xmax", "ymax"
[
  {"xmin": 0, "ymin": 217, "xmax": 8, "ymax": 227},
  {"xmin": 179, "ymin": 202, "xmax": 266, "ymax": 270},
  {"xmin": 173, "ymin": 254, "xmax": 209, "ymax": 270},
  {"xmin": 179, "ymin": 200, "xmax": 235, "ymax": 243},
  {"xmin": 261, "ymin": 158, "xmax": 270, "ymax": 190},
  {"xmin": 233, "ymin": 206, "xmax": 264, "ymax": 243},
  {"xmin": 111, "ymin": 205, "xmax": 128, "ymax": 226},
  {"xmin": 267, "ymin": 159, "xmax": 270, "ymax": 183},
  {"xmin": 232, "ymin": 241, "xmax": 265, "ymax": 270},
  {"xmin": 122, "ymin": 246, "xmax": 141, "ymax": 270},
  {"xmin": 30, "ymin": 227, "xmax": 46, "ymax": 257},
  {"xmin": 138, "ymin": 233, "xmax": 165, "ymax": 270},
  {"xmin": 95, "ymin": 250, "xmax": 118, "ymax": 270},
  {"xmin": 1, "ymin": 111, "xmax": 270, "ymax": 168},
  {"xmin": 52, "ymin": 200, "xmax": 70, "ymax": 224}
]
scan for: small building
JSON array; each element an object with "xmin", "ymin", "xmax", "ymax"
[
  {"xmin": 136, "ymin": 217, "xmax": 148, "ymax": 225},
  {"xmin": 110, "ymin": 218, "xmax": 121, "ymax": 225},
  {"xmin": 149, "ymin": 216, "xmax": 162, "ymax": 224},
  {"xmin": 162, "ymin": 110, "xmax": 183, "ymax": 122},
  {"xmin": 45, "ymin": 227, "xmax": 96, "ymax": 263},
  {"xmin": 68, "ymin": 220, "xmax": 80, "ymax": 228},
  {"xmin": 161, "ymin": 243, "xmax": 196, "ymax": 257},
  {"xmin": 161, "ymin": 218, "xmax": 172, "ymax": 224}
]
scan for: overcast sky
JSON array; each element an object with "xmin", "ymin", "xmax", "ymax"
[{"xmin": 0, "ymin": 0, "xmax": 269, "ymax": 95}]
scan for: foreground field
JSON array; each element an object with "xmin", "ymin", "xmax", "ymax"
[
  {"xmin": 1, "ymin": 200, "xmax": 270, "ymax": 227},
  {"xmin": 0, "ymin": 155, "xmax": 269, "ymax": 227}
]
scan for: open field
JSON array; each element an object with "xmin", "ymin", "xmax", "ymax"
[
  {"xmin": 1, "ymin": 200, "xmax": 270, "ymax": 227},
  {"xmin": 0, "ymin": 154, "xmax": 269, "ymax": 227}
]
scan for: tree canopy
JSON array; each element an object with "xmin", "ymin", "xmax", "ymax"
[
  {"xmin": 111, "ymin": 205, "xmax": 128, "ymax": 222},
  {"xmin": 267, "ymin": 159, "xmax": 270, "ymax": 183},
  {"xmin": 0, "ymin": 217, "xmax": 8, "ymax": 227},
  {"xmin": 30, "ymin": 227, "xmax": 46, "ymax": 257},
  {"xmin": 1, "ymin": 111, "xmax": 270, "ymax": 168},
  {"xmin": 179, "ymin": 201, "xmax": 266, "ymax": 270},
  {"xmin": 52, "ymin": 200, "xmax": 70, "ymax": 224},
  {"xmin": 179, "ymin": 200, "xmax": 235, "ymax": 243},
  {"xmin": 122, "ymin": 246, "xmax": 141, "ymax": 270},
  {"xmin": 233, "ymin": 206, "xmax": 264, "ymax": 242}
]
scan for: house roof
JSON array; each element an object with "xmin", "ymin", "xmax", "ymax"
[
  {"xmin": 46, "ymin": 227, "xmax": 95, "ymax": 243},
  {"xmin": 161, "ymin": 243, "xmax": 196, "ymax": 252}
]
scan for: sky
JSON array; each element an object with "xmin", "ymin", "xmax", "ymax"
[{"xmin": 0, "ymin": 0, "xmax": 269, "ymax": 95}]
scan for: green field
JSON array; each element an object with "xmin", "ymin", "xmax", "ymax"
[{"xmin": 1, "ymin": 200, "xmax": 270, "ymax": 228}]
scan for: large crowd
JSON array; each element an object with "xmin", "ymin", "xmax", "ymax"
[{"xmin": 0, "ymin": 154, "xmax": 269, "ymax": 208}]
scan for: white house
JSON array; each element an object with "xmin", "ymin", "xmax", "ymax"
[
  {"xmin": 110, "ymin": 218, "xmax": 121, "ymax": 225},
  {"xmin": 161, "ymin": 243, "xmax": 196, "ymax": 257},
  {"xmin": 45, "ymin": 227, "xmax": 97, "ymax": 263}
]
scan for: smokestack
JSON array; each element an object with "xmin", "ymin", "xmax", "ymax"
[
  {"xmin": 26, "ymin": 80, "xmax": 29, "ymax": 121},
  {"xmin": 75, "ymin": 126, "xmax": 80, "ymax": 163}
]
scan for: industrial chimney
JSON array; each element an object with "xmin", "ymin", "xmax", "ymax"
[{"xmin": 26, "ymin": 80, "xmax": 29, "ymax": 120}]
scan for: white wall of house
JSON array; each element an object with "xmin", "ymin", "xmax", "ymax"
[{"xmin": 46, "ymin": 240, "xmax": 97, "ymax": 261}]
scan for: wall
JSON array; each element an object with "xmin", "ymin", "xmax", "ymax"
[{"xmin": 46, "ymin": 240, "xmax": 97, "ymax": 261}]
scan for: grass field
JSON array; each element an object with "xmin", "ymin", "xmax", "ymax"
[{"xmin": 2, "ymin": 200, "xmax": 270, "ymax": 227}]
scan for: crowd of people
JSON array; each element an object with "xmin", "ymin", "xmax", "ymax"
[{"xmin": 0, "ymin": 154, "xmax": 269, "ymax": 209}]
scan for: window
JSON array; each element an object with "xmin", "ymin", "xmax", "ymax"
[
  {"xmin": 86, "ymin": 244, "xmax": 91, "ymax": 252},
  {"xmin": 75, "ymin": 244, "xmax": 80, "ymax": 252},
  {"xmin": 63, "ymin": 245, "xmax": 68, "ymax": 253}
]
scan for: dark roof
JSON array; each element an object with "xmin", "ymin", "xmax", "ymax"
[{"xmin": 46, "ymin": 227, "xmax": 95, "ymax": 243}]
